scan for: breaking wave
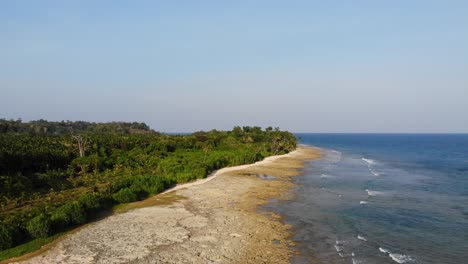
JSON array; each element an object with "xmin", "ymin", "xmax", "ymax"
[
  {"xmin": 379, "ymin": 247, "xmax": 390, "ymax": 254},
  {"xmin": 361, "ymin": 158, "xmax": 375, "ymax": 164},
  {"xmin": 379, "ymin": 247, "xmax": 414, "ymax": 263},
  {"xmin": 362, "ymin": 157, "xmax": 381, "ymax": 176},
  {"xmin": 366, "ymin": 189, "xmax": 384, "ymax": 196},
  {"xmin": 334, "ymin": 240, "xmax": 344, "ymax": 258},
  {"xmin": 357, "ymin": 235, "xmax": 367, "ymax": 241},
  {"xmin": 389, "ymin": 253, "xmax": 414, "ymax": 263}
]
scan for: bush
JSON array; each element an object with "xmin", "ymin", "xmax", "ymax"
[
  {"xmin": 50, "ymin": 209, "xmax": 69, "ymax": 230},
  {"xmin": 108, "ymin": 174, "xmax": 173, "ymax": 203},
  {"xmin": 128, "ymin": 184, "xmax": 146, "ymax": 199},
  {"xmin": 192, "ymin": 167, "xmax": 207, "ymax": 179},
  {"xmin": 50, "ymin": 201, "xmax": 87, "ymax": 230},
  {"xmin": 131, "ymin": 174, "xmax": 168, "ymax": 195},
  {"xmin": 175, "ymin": 172, "xmax": 193, "ymax": 183},
  {"xmin": 112, "ymin": 188, "xmax": 138, "ymax": 203},
  {"xmin": 78, "ymin": 193, "xmax": 101, "ymax": 211},
  {"xmin": 69, "ymin": 154, "xmax": 103, "ymax": 175},
  {"xmin": 108, "ymin": 177, "xmax": 133, "ymax": 194},
  {"xmin": 26, "ymin": 214, "xmax": 51, "ymax": 238},
  {"xmin": 0, "ymin": 224, "xmax": 13, "ymax": 250}
]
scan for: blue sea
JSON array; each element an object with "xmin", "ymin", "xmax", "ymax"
[{"xmin": 268, "ymin": 134, "xmax": 468, "ymax": 264}]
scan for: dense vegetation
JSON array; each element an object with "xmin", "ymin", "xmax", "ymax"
[{"xmin": 0, "ymin": 119, "xmax": 296, "ymax": 252}]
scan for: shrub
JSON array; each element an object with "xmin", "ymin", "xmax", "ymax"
[
  {"xmin": 112, "ymin": 188, "xmax": 138, "ymax": 203},
  {"xmin": 66, "ymin": 201, "xmax": 87, "ymax": 225},
  {"xmin": 26, "ymin": 214, "xmax": 51, "ymax": 238},
  {"xmin": 192, "ymin": 167, "xmax": 207, "ymax": 179},
  {"xmin": 131, "ymin": 174, "xmax": 167, "ymax": 195},
  {"xmin": 69, "ymin": 154, "xmax": 103, "ymax": 175},
  {"xmin": 129, "ymin": 184, "xmax": 146, "ymax": 199},
  {"xmin": 50, "ymin": 209, "xmax": 69, "ymax": 230},
  {"xmin": 78, "ymin": 193, "xmax": 101, "ymax": 211},
  {"xmin": 175, "ymin": 172, "xmax": 193, "ymax": 183},
  {"xmin": 109, "ymin": 174, "xmax": 173, "ymax": 202},
  {"xmin": 108, "ymin": 177, "xmax": 133, "ymax": 194},
  {"xmin": 0, "ymin": 224, "xmax": 13, "ymax": 250},
  {"xmin": 51, "ymin": 201, "xmax": 87, "ymax": 230}
]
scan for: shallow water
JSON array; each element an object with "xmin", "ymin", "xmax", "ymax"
[
  {"xmin": 257, "ymin": 174, "xmax": 276, "ymax": 181},
  {"xmin": 267, "ymin": 134, "xmax": 468, "ymax": 264}
]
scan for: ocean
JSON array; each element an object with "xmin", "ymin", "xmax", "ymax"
[{"xmin": 267, "ymin": 134, "xmax": 468, "ymax": 264}]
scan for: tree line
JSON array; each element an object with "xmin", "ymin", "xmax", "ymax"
[
  {"xmin": 0, "ymin": 119, "xmax": 153, "ymax": 135},
  {"xmin": 0, "ymin": 120, "xmax": 296, "ymax": 251}
]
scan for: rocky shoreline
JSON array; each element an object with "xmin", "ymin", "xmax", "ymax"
[{"xmin": 13, "ymin": 145, "xmax": 320, "ymax": 264}]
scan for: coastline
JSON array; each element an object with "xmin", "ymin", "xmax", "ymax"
[{"xmin": 12, "ymin": 145, "xmax": 320, "ymax": 264}]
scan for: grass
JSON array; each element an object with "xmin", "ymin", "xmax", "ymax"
[{"xmin": 0, "ymin": 232, "xmax": 64, "ymax": 262}]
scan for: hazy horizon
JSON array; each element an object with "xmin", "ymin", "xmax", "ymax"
[{"xmin": 2, "ymin": 1, "xmax": 467, "ymax": 133}]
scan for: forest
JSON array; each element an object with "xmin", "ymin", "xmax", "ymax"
[{"xmin": 0, "ymin": 119, "xmax": 296, "ymax": 252}]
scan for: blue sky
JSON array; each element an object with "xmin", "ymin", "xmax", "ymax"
[{"xmin": 1, "ymin": 1, "xmax": 467, "ymax": 132}]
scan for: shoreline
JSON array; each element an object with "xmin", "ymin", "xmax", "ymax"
[
  {"xmin": 161, "ymin": 148, "xmax": 302, "ymax": 195},
  {"xmin": 12, "ymin": 145, "xmax": 320, "ymax": 264}
]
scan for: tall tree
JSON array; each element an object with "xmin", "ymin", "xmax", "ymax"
[{"xmin": 72, "ymin": 135, "xmax": 88, "ymax": 157}]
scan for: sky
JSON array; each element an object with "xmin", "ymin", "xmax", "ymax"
[{"xmin": 1, "ymin": 0, "xmax": 467, "ymax": 133}]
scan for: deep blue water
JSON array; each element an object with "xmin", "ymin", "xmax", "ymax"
[{"xmin": 269, "ymin": 134, "xmax": 468, "ymax": 264}]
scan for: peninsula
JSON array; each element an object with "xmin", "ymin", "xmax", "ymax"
[{"xmin": 0, "ymin": 120, "xmax": 318, "ymax": 263}]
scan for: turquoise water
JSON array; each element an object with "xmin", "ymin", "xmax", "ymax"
[{"xmin": 269, "ymin": 134, "xmax": 468, "ymax": 264}]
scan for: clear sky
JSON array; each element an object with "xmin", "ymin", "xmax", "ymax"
[{"xmin": 1, "ymin": 1, "xmax": 467, "ymax": 133}]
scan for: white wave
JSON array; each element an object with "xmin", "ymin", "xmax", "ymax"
[
  {"xmin": 334, "ymin": 240, "xmax": 344, "ymax": 254},
  {"xmin": 362, "ymin": 158, "xmax": 375, "ymax": 164},
  {"xmin": 334, "ymin": 240, "xmax": 347, "ymax": 258},
  {"xmin": 366, "ymin": 189, "xmax": 384, "ymax": 196},
  {"xmin": 360, "ymin": 201, "xmax": 368, "ymax": 205},
  {"xmin": 352, "ymin": 252, "xmax": 355, "ymax": 257},
  {"xmin": 334, "ymin": 244, "xmax": 343, "ymax": 253},
  {"xmin": 357, "ymin": 235, "xmax": 367, "ymax": 241},
  {"xmin": 379, "ymin": 247, "xmax": 390, "ymax": 254},
  {"xmin": 320, "ymin": 174, "xmax": 332, "ymax": 178},
  {"xmin": 352, "ymin": 258, "xmax": 364, "ymax": 264},
  {"xmin": 379, "ymin": 247, "xmax": 414, "ymax": 263},
  {"xmin": 389, "ymin": 253, "xmax": 414, "ymax": 263},
  {"xmin": 362, "ymin": 158, "xmax": 382, "ymax": 176}
]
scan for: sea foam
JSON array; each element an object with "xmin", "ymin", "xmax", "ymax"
[
  {"xmin": 366, "ymin": 189, "xmax": 383, "ymax": 196},
  {"xmin": 334, "ymin": 245, "xmax": 342, "ymax": 252},
  {"xmin": 389, "ymin": 253, "xmax": 414, "ymax": 263},
  {"xmin": 357, "ymin": 235, "xmax": 367, "ymax": 241},
  {"xmin": 379, "ymin": 247, "xmax": 414, "ymax": 263},
  {"xmin": 361, "ymin": 158, "xmax": 375, "ymax": 164},
  {"xmin": 362, "ymin": 158, "xmax": 381, "ymax": 176},
  {"xmin": 352, "ymin": 258, "xmax": 364, "ymax": 264},
  {"xmin": 379, "ymin": 247, "xmax": 390, "ymax": 253},
  {"xmin": 334, "ymin": 240, "xmax": 345, "ymax": 257}
]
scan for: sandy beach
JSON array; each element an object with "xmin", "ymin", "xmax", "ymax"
[{"xmin": 11, "ymin": 145, "xmax": 320, "ymax": 264}]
